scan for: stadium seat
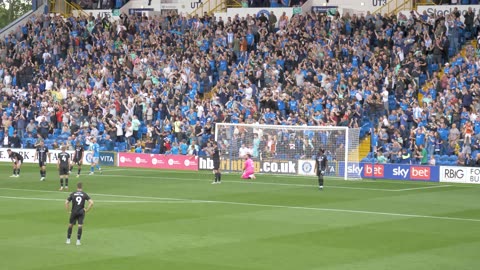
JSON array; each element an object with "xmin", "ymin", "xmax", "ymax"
[
  {"xmin": 448, "ymin": 155, "xmax": 458, "ymax": 162},
  {"xmin": 118, "ymin": 142, "xmax": 127, "ymax": 152}
]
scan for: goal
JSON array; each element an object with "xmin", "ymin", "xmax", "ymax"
[{"xmin": 214, "ymin": 123, "xmax": 362, "ymax": 180}]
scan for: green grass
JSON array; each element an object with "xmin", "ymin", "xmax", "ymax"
[{"xmin": 1, "ymin": 163, "xmax": 479, "ymax": 270}]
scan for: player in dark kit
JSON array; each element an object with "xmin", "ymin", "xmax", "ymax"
[
  {"xmin": 70, "ymin": 141, "xmax": 84, "ymax": 178},
  {"xmin": 57, "ymin": 146, "xmax": 71, "ymax": 191},
  {"xmin": 36, "ymin": 141, "xmax": 51, "ymax": 181},
  {"xmin": 65, "ymin": 182, "xmax": 94, "ymax": 246},
  {"xmin": 7, "ymin": 149, "xmax": 23, "ymax": 177},
  {"xmin": 211, "ymin": 143, "xmax": 222, "ymax": 184},
  {"xmin": 314, "ymin": 148, "xmax": 328, "ymax": 190}
]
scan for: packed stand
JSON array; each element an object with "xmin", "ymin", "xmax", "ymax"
[{"xmin": 0, "ymin": 7, "xmax": 476, "ymax": 165}]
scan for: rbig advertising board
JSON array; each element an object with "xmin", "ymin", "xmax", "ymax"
[{"xmin": 440, "ymin": 166, "xmax": 480, "ymax": 184}]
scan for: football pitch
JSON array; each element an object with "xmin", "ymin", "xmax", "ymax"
[{"xmin": 1, "ymin": 164, "xmax": 479, "ymax": 270}]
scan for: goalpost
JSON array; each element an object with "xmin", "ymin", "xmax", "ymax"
[{"xmin": 214, "ymin": 123, "xmax": 362, "ymax": 180}]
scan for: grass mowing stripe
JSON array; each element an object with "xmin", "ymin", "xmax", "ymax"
[
  {"xmin": 1, "ymin": 187, "xmax": 479, "ymax": 223},
  {"xmin": 97, "ymin": 173, "xmax": 455, "ymax": 192},
  {"xmin": 0, "ymin": 188, "xmax": 185, "ymax": 201},
  {"xmin": 0, "ymin": 195, "xmax": 204, "ymax": 204},
  {"xmin": 94, "ymin": 173, "xmax": 404, "ymax": 192}
]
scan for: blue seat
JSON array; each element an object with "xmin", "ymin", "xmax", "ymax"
[
  {"xmin": 419, "ymin": 74, "xmax": 427, "ymax": 86},
  {"xmin": 448, "ymin": 155, "xmax": 458, "ymax": 162},
  {"xmin": 117, "ymin": 142, "xmax": 127, "ymax": 152},
  {"xmin": 447, "ymin": 160, "xmax": 458, "ymax": 166},
  {"xmin": 449, "ymin": 47, "xmax": 455, "ymax": 57},
  {"xmin": 437, "ymin": 160, "xmax": 447, "ymax": 166}
]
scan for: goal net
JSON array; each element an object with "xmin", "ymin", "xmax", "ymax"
[{"xmin": 214, "ymin": 123, "xmax": 362, "ymax": 180}]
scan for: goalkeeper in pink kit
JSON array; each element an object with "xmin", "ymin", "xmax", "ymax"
[{"xmin": 241, "ymin": 154, "xmax": 256, "ymax": 179}]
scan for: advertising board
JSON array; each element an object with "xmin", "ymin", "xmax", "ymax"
[
  {"xmin": 118, "ymin": 153, "xmax": 198, "ymax": 171},
  {"xmin": 440, "ymin": 166, "xmax": 480, "ymax": 184},
  {"xmin": 0, "ymin": 148, "xmax": 89, "ymax": 164}
]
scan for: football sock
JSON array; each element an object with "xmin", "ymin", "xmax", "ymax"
[
  {"xmin": 77, "ymin": 227, "xmax": 83, "ymax": 240},
  {"xmin": 218, "ymin": 172, "xmax": 222, "ymax": 182},
  {"xmin": 90, "ymin": 167, "xmax": 94, "ymax": 173},
  {"xmin": 17, "ymin": 169, "xmax": 20, "ymax": 175},
  {"xmin": 69, "ymin": 165, "xmax": 73, "ymax": 172},
  {"xmin": 96, "ymin": 165, "xmax": 101, "ymax": 170},
  {"xmin": 65, "ymin": 178, "xmax": 69, "ymax": 187},
  {"xmin": 60, "ymin": 179, "xmax": 64, "ymax": 187},
  {"xmin": 40, "ymin": 170, "xmax": 42, "ymax": 176},
  {"xmin": 67, "ymin": 227, "xmax": 72, "ymax": 239},
  {"xmin": 78, "ymin": 168, "xmax": 81, "ymax": 175}
]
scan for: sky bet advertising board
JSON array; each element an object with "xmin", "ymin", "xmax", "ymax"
[{"xmin": 337, "ymin": 162, "xmax": 439, "ymax": 182}]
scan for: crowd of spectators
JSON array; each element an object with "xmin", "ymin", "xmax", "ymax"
[{"xmin": 1, "ymin": 4, "xmax": 480, "ymax": 165}]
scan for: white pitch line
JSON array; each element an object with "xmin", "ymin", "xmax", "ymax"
[
  {"xmin": 395, "ymin": 185, "xmax": 453, "ymax": 192},
  {"xmin": 0, "ymin": 187, "xmax": 479, "ymax": 223},
  {"xmin": 0, "ymin": 187, "xmax": 185, "ymax": 201},
  {"xmin": 96, "ymin": 173, "xmax": 399, "ymax": 192},
  {"xmin": 0, "ymin": 195, "xmax": 200, "ymax": 204}
]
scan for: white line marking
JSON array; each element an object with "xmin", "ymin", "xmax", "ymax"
[
  {"xmin": 0, "ymin": 188, "xmax": 479, "ymax": 223},
  {"xmin": 395, "ymin": 185, "xmax": 453, "ymax": 192},
  {"xmin": 0, "ymin": 188, "xmax": 185, "ymax": 201},
  {"xmin": 96, "ymin": 173, "xmax": 399, "ymax": 192},
  {"xmin": 0, "ymin": 195, "xmax": 200, "ymax": 204}
]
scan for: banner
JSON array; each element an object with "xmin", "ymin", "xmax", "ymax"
[
  {"xmin": 85, "ymin": 151, "xmax": 115, "ymax": 166},
  {"xmin": 118, "ymin": 153, "xmax": 198, "ymax": 171},
  {"xmin": 440, "ymin": 166, "xmax": 480, "ymax": 184},
  {"xmin": 198, "ymin": 157, "xmax": 261, "ymax": 173},
  {"xmin": 298, "ymin": 160, "xmax": 336, "ymax": 176},
  {"xmin": 311, "ymin": 6, "xmax": 338, "ymax": 14},
  {"xmin": 298, "ymin": 160, "xmax": 316, "ymax": 176},
  {"xmin": 339, "ymin": 162, "xmax": 439, "ymax": 181},
  {"xmin": 416, "ymin": 5, "xmax": 480, "ymax": 19},
  {"xmin": 0, "ymin": 148, "xmax": 89, "ymax": 164}
]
